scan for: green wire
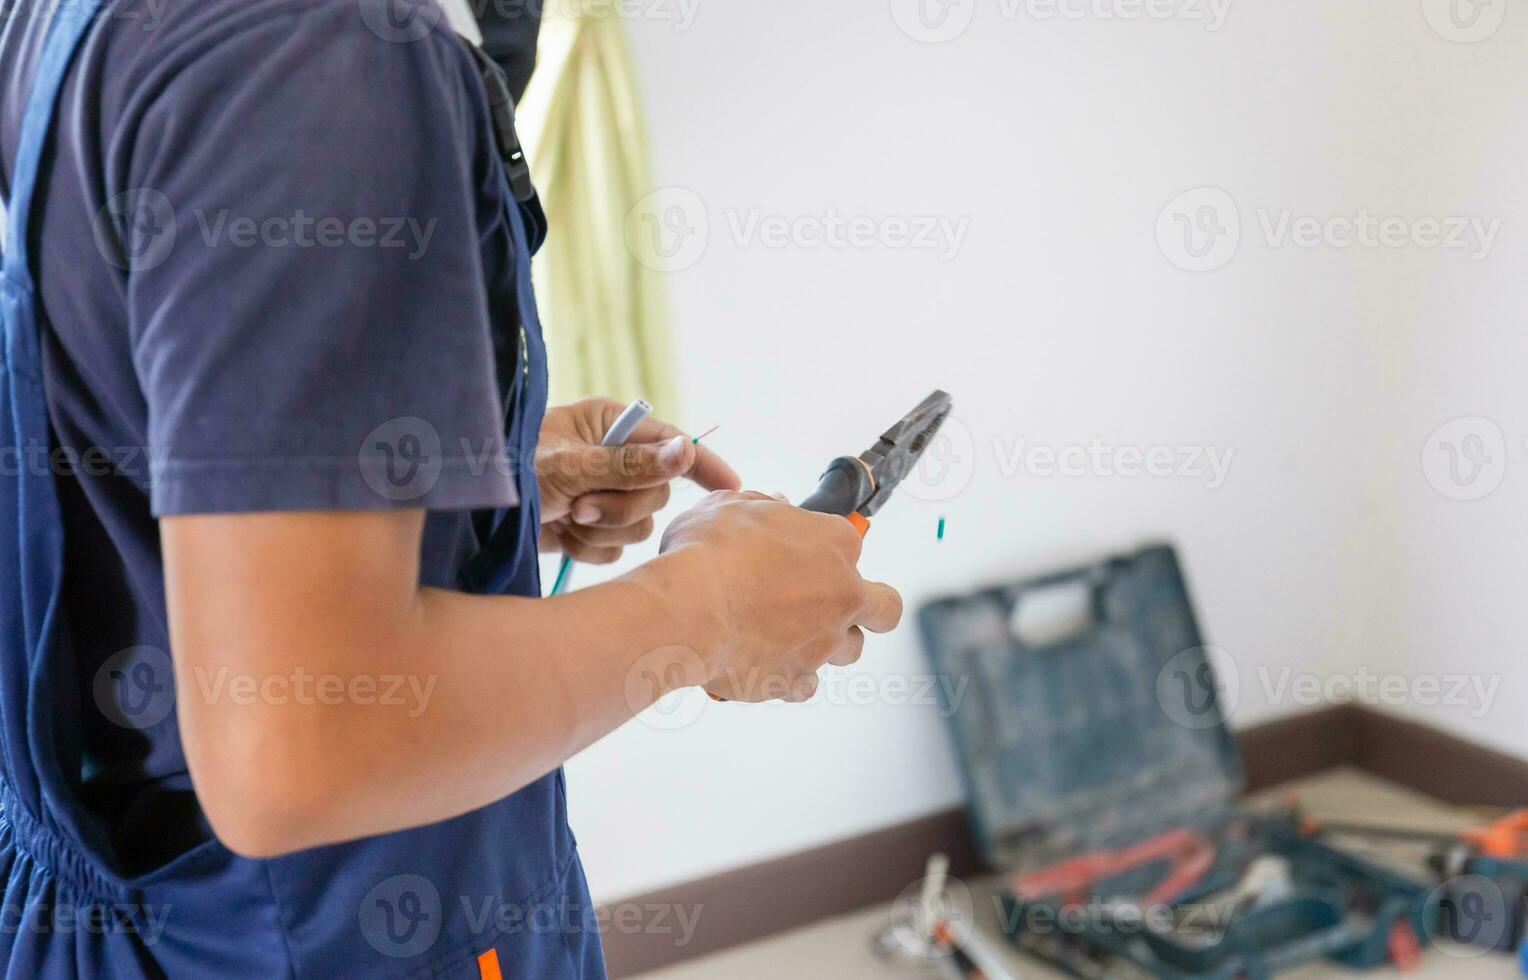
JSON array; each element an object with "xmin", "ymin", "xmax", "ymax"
[{"xmin": 550, "ymin": 556, "xmax": 573, "ymax": 596}]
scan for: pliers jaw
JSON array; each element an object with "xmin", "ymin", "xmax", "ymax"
[
  {"xmin": 799, "ymin": 389, "xmax": 954, "ymax": 521},
  {"xmin": 859, "ymin": 389, "xmax": 954, "ymax": 517}
]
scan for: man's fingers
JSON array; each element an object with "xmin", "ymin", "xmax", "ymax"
[
  {"xmin": 855, "ymin": 581, "xmax": 904, "ymax": 634},
  {"xmin": 563, "ymin": 436, "xmax": 691, "ymax": 495},
  {"xmin": 703, "ymin": 666, "xmax": 801, "ymax": 704},
  {"xmin": 570, "ymin": 484, "xmax": 671, "ymax": 528},
  {"xmin": 784, "ymin": 673, "xmax": 819, "ymax": 703},
  {"xmin": 563, "ymin": 517, "xmax": 655, "ymax": 549},
  {"xmin": 625, "ymin": 416, "xmax": 743, "ymax": 492},
  {"xmin": 554, "ymin": 527, "xmax": 624, "ymax": 565},
  {"xmin": 687, "ymin": 444, "xmax": 742, "ymax": 492},
  {"xmin": 828, "ymin": 627, "xmax": 865, "ymax": 667},
  {"xmin": 580, "ymin": 437, "xmax": 694, "ymax": 491},
  {"xmin": 702, "ymin": 489, "xmax": 774, "ymax": 506},
  {"xmin": 802, "ymin": 510, "xmax": 864, "ymax": 561}
]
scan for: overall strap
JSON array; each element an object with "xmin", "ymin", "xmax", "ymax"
[
  {"xmin": 0, "ymin": 0, "xmax": 106, "ymax": 823},
  {"xmin": 462, "ymin": 36, "xmax": 537, "ymax": 204},
  {"xmin": 2, "ymin": 0, "xmax": 105, "ymax": 290}
]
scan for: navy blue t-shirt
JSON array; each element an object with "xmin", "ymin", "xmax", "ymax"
[{"xmin": 0, "ymin": 0, "xmax": 541, "ymax": 871}]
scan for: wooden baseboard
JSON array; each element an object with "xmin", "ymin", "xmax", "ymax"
[
  {"xmin": 1348, "ymin": 709, "xmax": 1528, "ymax": 809},
  {"xmin": 599, "ymin": 704, "xmax": 1523, "ymax": 977},
  {"xmin": 600, "ymin": 807, "xmax": 985, "ymax": 978},
  {"xmin": 1235, "ymin": 704, "xmax": 1359, "ymax": 791}
]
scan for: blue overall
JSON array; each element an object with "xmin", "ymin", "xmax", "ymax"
[{"xmin": 0, "ymin": 1, "xmax": 603, "ymax": 976}]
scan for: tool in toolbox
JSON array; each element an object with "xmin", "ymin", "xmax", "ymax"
[
  {"xmin": 1295, "ymin": 804, "xmax": 1528, "ymax": 955},
  {"xmin": 1009, "ymin": 828, "xmax": 1218, "ymax": 910},
  {"xmin": 1297, "ymin": 808, "xmax": 1528, "ymax": 862},
  {"xmin": 872, "ymin": 852, "xmax": 1024, "ymax": 980},
  {"xmin": 798, "ymin": 389, "xmax": 953, "ymax": 534}
]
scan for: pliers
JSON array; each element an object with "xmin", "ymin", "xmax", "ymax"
[
  {"xmin": 799, "ymin": 389, "xmax": 954, "ymax": 534},
  {"xmin": 710, "ymin": 390, "xmax": 952, "ymax": 703}
]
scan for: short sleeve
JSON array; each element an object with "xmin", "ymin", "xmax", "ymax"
[{"xmin": 111, "ymin": 1, "xmax": 519, "ymax": 516}]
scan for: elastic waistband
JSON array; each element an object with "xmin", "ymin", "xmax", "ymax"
[{"xmin": 0, "ymin": 780, "xmax": 131, "ymax": 905}]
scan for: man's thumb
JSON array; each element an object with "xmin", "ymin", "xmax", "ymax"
[{"xmin": 593, "ymin": 435, "xmax": 693, "ymax": 488}]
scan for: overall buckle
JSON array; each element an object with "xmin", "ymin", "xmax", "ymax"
[{"xmin": 465, "ymin": 41, "xmax": 538, "ymax": 204}]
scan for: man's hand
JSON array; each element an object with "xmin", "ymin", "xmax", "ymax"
[
  {"xmin": 660, "ymin": 491, "xmax": 904, "ymax": 702},
  {"xmin": 536, "ymin": 398, "xmax": 741, "ymax": 564}
]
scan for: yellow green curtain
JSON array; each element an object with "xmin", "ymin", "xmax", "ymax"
[{"xmin": 517, "ymin": 3, "xmax": 676, "ymax": 411}]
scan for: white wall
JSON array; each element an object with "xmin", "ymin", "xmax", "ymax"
[
  {"xmin": 1375, "ymin": 17, "xmax": 1528, "ymax": 756},
  {"xmin": 554, "ymin": 0, "xmax": 1527, "ymax": 902}
]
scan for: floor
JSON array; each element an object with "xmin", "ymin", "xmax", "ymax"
[{"xmin": 638, "ymin": 768, "xmax": 1522, "ymax": 979}]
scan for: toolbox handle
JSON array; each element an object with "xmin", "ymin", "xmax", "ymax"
[{"xmin": 998, "ymin": 563, "xmax": 1114, "ymax": 650}]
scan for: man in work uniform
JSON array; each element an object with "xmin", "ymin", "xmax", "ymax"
[{"xmin": 0, "ymin": 0, "xmax": 901, "ymax": 975}]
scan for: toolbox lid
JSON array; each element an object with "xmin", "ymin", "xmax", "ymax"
[{"xmin": 918, "ymin": 544, "xmax": 1243, "ymax": 873}]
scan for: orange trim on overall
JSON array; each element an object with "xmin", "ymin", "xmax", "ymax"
[{"xmin": 476, "ymin": 948, "xmax": 503, "ymax": 980}]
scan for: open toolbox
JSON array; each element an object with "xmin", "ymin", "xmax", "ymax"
[{"xmin": 917, "ymin": 544, "xmax": 1438, "ymax": 980}]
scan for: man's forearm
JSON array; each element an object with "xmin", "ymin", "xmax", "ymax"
[
  {"xmin": 401, "ymin": 556, "xmax": 713, "ymax": 826},
  {"xmin": 166, "ymin": 512, "xmax": 716, "ymax": 857}
]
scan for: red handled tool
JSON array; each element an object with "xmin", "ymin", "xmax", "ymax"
[{"xmin": 1008, "ymin": 827, "xmax": 1218, "ymax": 909}]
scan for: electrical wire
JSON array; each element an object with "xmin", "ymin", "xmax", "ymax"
[{"xmin": 549, "ymin": 398, "xmax": 651, "ymax": 596}]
